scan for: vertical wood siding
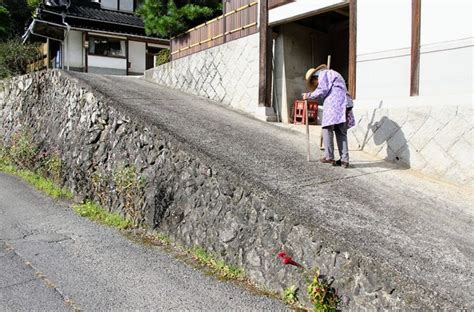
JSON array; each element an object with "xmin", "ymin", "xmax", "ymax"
[{"xmin": 170, "ymin": 0, "xmax": 258, "ymax": 60}]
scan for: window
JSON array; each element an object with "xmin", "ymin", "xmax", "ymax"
[
  {"xmin": 134, "ymin": 0, "xmax": 145, "ymax": 10},
  {"xmin": 89, "ymin": 36, "xmax": 126, "ymax": 58}
]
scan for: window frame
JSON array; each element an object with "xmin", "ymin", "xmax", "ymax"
[{"xmin": 88, "ymin": 35, "xmax": 127, "ymax": 59}]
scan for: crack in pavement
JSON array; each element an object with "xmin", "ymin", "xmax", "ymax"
[
  {"xmin": 0, "ymin": 278, "xmax": 37, "ymax": 290},
  {"xmin": 2, "ymin": 242, "xmax": 82, "ymax": 311},
  {"xmin": 279, "ymin": 168, "xmax": 394, "ymax": 190},
  {"xmin": 314, "ymin": 168, "xmax": 394, "ymax": 185}
]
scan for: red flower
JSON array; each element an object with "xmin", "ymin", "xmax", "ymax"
[{"xmin": 277, "ymin": 251, "xmax": 304, "ymax": 269}]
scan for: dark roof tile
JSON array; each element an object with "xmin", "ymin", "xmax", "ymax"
[{"xmin": 43, "ymin": 2, "xmax": 144, "ymax": 28}]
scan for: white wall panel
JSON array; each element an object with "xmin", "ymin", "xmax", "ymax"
[
  {"xmin": 67, "ymin": 30, "xmax": 83, "ymax": 68},
  {"xmin": 420, "ymin": 45, "xmax": 473, "ymax": 96},
  {"xmin": 421, "ymin": 0, "xmax": 473, "ymax": 45},
  {"xmin": 356, "ymin": 56, "xmax": 411, "ymax": 99},
  {"xmin": 356, "ymin": 0, "xmax": 411, "ymax": 98},
  {"xmin": 88, "ymin": 55, "xmax": 126, "ymax": 70},
  {"xmin": 129, "ymin": 41, "xmax": 146, "ymax": 74},
  {"xmin": 357, "ymin": 0, "xmax": 411, "ymax": 55},
  {"xmin": 419, "ymin": 0, "xmax": 473, "ymax": 96}
]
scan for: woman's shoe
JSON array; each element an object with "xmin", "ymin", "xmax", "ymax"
[
  {"xmin": 333, "ymin": 159, "xmax": 349, "ymax": 168},
  {"xmin": 320, "ymin": 157, "xmax": 335, "ymax": 165}
]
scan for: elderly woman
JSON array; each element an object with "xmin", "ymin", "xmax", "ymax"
[{"xmin": 304, "ymin": 64, "xmax": 355, "ymax": 168}]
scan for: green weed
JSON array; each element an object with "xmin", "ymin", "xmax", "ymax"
[
  {"xmin": 0, "ymin": 146, "xmax": 10, "ymax": 165},
  {"xmin": 191, "ymin": 246, "xmax": 245, "ymax": 280},
  {"xmin": 113, "ymin": 164, "xmax": 145, "ymax": 224},
  {"xmin": 40, "ymin": 153, "xmax": 62, "ymax": 185},
  {"xmin": 9, "ymin": 131, "xmax": 37, "ymax": 169},
  {"xmin": 282, "ymin": 285, "xmax": 299, "ymax": 305},
  {"xmin": 72, "ymin": 201, "xmax": 132, "ymax": 230},
  {"xmin": 154, "ymin": 232, "xmax": 172, "ymax": 245},
  {"xmin": 91, "ymin": 170, "xmax": 110, "ymax": 206},
  {"xmin": 307, "ymin": 268, "xmax": 339, "ymax": 312},
  {"xmin": 0, "ymin": 162, "xmax": 72, "ymax": 200}
]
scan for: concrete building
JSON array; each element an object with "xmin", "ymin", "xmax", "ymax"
[{"xmin": 23, "ymin": 0, "xmax": 169, "ymax": 75}]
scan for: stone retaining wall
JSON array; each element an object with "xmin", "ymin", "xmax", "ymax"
[
  {"xmin": 350, "ymin": 95, "xmax": 473, "ymax": 188},
  {"xmin": 144, "ymin": 34, "xmax": 259, "ymax": 115},
  {"xmin": 0, "ymin": 70, "xmax": 461, "ymax": 310}
]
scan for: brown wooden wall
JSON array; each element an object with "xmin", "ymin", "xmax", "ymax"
[{"xmin": 170, "ymin": 0, "xmax": 258, "ymax": 60}]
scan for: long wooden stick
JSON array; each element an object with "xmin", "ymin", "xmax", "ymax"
[
  {"xmin": 306, "ymin": 100, "xmax": 310, "ymax": 162},
  {"xmin": 320, "ymin": 55, "xmax": 331, "ymax": 150}
]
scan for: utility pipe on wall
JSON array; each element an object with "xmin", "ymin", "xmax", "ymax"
[
  {"xmin": 62, "ymin": 13, "xmax": 71, "ymax": 71},
  {"xmin": 61, "ymin": 1, "xmax": 72, "ymax": 71}
]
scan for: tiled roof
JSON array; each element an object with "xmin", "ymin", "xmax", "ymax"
[{"xmin": 43, "ymin": 3, "xmax": 144, "ymax": 28}]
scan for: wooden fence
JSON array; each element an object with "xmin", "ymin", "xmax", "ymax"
[
  {"xmin": 27, "ymin": 43, "xmax": 49, "ymax": 73},
  {"xmin": 170, "ymin": 0, "xmax": 258, "ymax": 60}
]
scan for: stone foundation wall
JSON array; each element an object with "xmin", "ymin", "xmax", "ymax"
[
  {"xmin": 0, "ymin": 70, "xmax": 461, "ymax": 310},
  {"xmin": 350, "ymin": 95, "xmax": 473, "ymax": 188},
  {"xmin": 144, "ymin": 34, "xmax": 260, "ymax": 115}
]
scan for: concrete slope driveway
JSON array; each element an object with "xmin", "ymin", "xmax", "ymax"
[
  {"xmin": 66, "ymin": 73, "xmax": 473, "ymax": 309},
  {"xmin": 0, "ymin": 173, "xmax": 287, "ymax": 311}
]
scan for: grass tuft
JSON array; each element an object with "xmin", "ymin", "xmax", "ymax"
[
  {"xmin": 282, "ymin": 285, "xmax": 299, "ymax": 305},
  {"xmin": 0, "ymin": 163, "xmax": 73, "ymax": 200},
  {"xmin": 72, "ymin": 201, "xmax": 132, "ymax": 230},
  {"xmin": 153, "ymin": 232, "xmax": 172, "ymax": 245},
  {"xmin": 191, "ymin": 246, "xmax": 245, "ymax": 280}
]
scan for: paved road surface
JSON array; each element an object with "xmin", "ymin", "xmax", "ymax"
[{"xmin": 0, "ymin": 173, "xmax": 287, "ymax": 311}]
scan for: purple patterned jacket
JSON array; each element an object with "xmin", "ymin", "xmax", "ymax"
[{"xmin": 307, "ymin": 69, "xmax": 355, "ymax": 128}]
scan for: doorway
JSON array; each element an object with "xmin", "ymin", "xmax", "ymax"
[{"xmin": 273, "ymin": 5, "xmax": 350, "ymax": 123}]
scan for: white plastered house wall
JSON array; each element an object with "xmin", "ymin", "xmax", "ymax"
[
  {"xmin": 352, "ymin": 0, "xmax": 473, "ymax": 186},
  {"xmin": 129, "ymin": 41, "xmax": 146, "ymax": 75},
  {"xmin": 419, "ymin": 0, "xmax": 472, "ymax": 96},
  {"xmin": 66, "ymin": 30, "xmax": 84, "ymax": 71},
  {"xmin": 268, "ymin": 0, "xmax": 473, "ymax": 186}
]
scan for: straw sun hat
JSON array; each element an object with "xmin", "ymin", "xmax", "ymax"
[{"xmin": 305, "ymin": 64, "xmax": 327, "ymax": 91}]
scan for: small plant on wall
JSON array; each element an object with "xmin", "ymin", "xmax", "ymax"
[
  {"xmin": 278, "ymin": 251, "xmax": 339, "ymax": 311},
  {"xmin": 282, "ymin": 285, "xmax": 299, "ymax": 305},
  {"xmin": 1, "ymin": 130, "xmax": 72, "ymax": 199},
  {"xmin": 9, "ymin": 131, "xmax": 38, "ymax": 169},
  {"xmin": 306, "ymin": 268, "xmax": 339, "ymax": 312},
  {"xmin": 113, "ymin": 164, "xmax": 146, "ymax": 225},
  {"xmin": 38, "ymin": 151, "xmax": 63, "ymax": 185},
  {"xmin": 91, "ymin": 169, "xmax": 111, "ymax": 207}
]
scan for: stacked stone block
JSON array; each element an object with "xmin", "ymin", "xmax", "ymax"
[
  {"xmin": 145, "ymin": 34, "xmax": 260, "ymax": 115},
  {"xmin": 350, "ymin": 97, "xmax": 473, "ymax": 187}
]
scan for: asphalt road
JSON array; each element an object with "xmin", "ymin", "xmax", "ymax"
[
  {"xmin": 0, "ymin": 173, "xmax": 288, "ymax": 311},
  {"xmin": 65, "ymin": 72, "xmax": 473, "ymax": 309}
]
